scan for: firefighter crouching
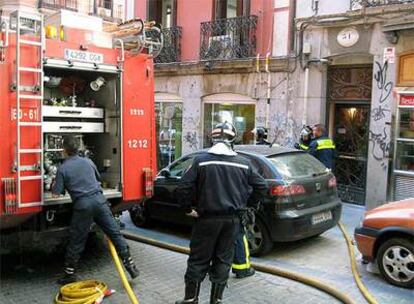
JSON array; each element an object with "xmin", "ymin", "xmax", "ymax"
[
  {"xmin": 294, "ymin": 125, "xmax": 313, "ymax": 151},
  {"xmin": 175, "ymin": 122, "xmax": 268, "ymax": 304},
  {"xmin": 308, "ymin": 124, "xmax": 336, "ymax": 170},
  {"xmin": 52, "ymin": 135, "xmax": 140, "ymax": 285}
]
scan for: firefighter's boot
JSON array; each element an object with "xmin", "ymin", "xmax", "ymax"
[
  {"xmin": 210, "ymin": 282, "xmax": 226, "ymax": 304},
  {"xmin": 120, "ymin": 250, "xmax": 140, "ymax": 279},
  {"xmin": 57, "ymin": 265, "xmax": 77, "ymax": 285},
  {"xmin": 175, "ymin": 280, "xmax": 201, "ymax": 304}
]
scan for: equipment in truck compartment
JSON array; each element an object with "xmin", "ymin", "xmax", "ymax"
[{"xmin": 0, "ymin": 15, "xmax": 157, "ymax": 237}]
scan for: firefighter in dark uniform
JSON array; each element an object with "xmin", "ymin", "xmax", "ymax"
[
  {"xmin": 52, "ymin": 135, "xmax": 139, "ymax": 284},
  {"xmin": 230, "ymin": 126, "xmax": 270, "ymax": 279},
  {"xmin": 294, "ymin": 125, "xmax": 313, "ymax": 151},
  {"xmin": 255, "ymin": 126, "xmax": 270, "ymax": 146},
  {"xmin": 175, "ymin": 122, "xmax": 268, "ymax": 304},
  {"xmin": 308, "ymin": 124, "xmax": 336, "ymax": 169}
]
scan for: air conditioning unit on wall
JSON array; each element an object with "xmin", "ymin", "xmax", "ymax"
[
  {"xmin": 207, "ymin": 34, "xmax": 233, "ymax": 59},
  {"xmin": 97, "ymin": 7, "xmax": 111, "ymax": 18}
]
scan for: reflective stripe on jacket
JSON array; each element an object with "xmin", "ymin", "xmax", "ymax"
[
  {"xmin": 315, "ymin": 139, "xmax": 335, "ymax": 150},
  {"xmin": 308, "ymin": 136, "xmax": 336, "ymax": 169}
]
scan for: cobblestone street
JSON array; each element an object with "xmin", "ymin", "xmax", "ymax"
[
  {"xmin": 1, "ymin": 204, "xmax": 412, "ymax": 304},
  {"xmin": 1, "ymin": 233, "xmax": 337, "ymax": 304}
]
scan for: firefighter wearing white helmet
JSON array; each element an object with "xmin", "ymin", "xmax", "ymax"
[
  {"xmin": 294, "ymin": 125, "xmax": 313, "ymax": 150},
  {"xmin": 175, "ymin": 122, "xmax": 268, "ymax": 304}
]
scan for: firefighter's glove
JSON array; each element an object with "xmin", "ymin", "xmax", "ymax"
[
  {"xmin": 294, "ymin": 143, "xmax": 300, "ymax": 149},
  {"xmin": 186, "ymin": 209, "xmax": 199, "ymax": 218},
  {"xmin": 246, "ymin": 207, "xmax": 256, "ymax": 226}
]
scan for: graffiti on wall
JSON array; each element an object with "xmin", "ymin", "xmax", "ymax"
[
  {"xmin": 373, "ymin": 61, "xmax": 393, "ymax": 104},
  {"xmin": 369, "ymin": 127, "xmax": 390, "ymax": 165},
  {"xmin": 369, "ymin": 60, "xmax": 393, "ymax": 170},
  {"xmin": 269, "ymin": 113, "xmax": 301, "ymax": 147},
  {"xmin": 184, "ymin": 131, "xmax": 199, "ymax": 151}
]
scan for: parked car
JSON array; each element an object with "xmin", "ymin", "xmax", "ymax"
[
  {"xmin": 130, "ymin": 145, "xmax": 342, "ymax": 256},
  {"xmin": 354, "ymin": 198, "xmax": 414, "ymax": 288}
]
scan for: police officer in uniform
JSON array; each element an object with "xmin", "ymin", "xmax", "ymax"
[
  {"xmin": 53, "ymin": 135, "xmax": 139, "ymax": 284},
  {"xmin": 294, "ymin": 125, "xmax": 313, "ymax": 151},
  {"xmin": 308, "ymin": 124, "xmax": 336, "ymax": 169},
  {"xmin": 175, "ymin": 122, "xmax": 268, "ymax": 304}
]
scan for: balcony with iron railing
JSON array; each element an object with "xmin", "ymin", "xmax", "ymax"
[
  {"xmin": 151, "ymin": 26, "xmax": 182, "ymax": 64},
  {"xmin": 351, "ymin": 0, "xmax": 414, "ymax": 10},
  {"xmin": 200, "ymin": 15, "xmax": 258, "ymax": 61},
  {"xmin": 38, "ymin": 0, "xmax": 77, "ymax": 11}
]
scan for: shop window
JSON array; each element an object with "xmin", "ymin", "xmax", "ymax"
[
  {"xmin": 148, "ymin": 0, "xmax": 176, "ymax": 28},
  {"xmin": 155, "ymin": 102, "xmax": 183, "ymax": 169},
  {"xmin": 203, "ymin": 103, "xmax": 255, "ymax": 148}
]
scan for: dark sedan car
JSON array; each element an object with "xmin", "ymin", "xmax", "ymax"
[{"xmin": 129, "ymin": 145, "xmax": 342, "ymax": 256}]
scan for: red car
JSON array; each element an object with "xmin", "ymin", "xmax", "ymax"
[{"xmin": 354, "ymin": 198, "xmax": 414, "ymax": 288}]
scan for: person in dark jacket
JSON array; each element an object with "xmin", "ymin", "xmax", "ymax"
[
  {"xmin": 308, "ymin": 124, "xmax": 336, "ymax": 169},
  {"xmin": 52, "ymin": 135, "xmax": 139, "ymax": 285},
  {"xmin": 255, "ymin": 126, "xmax": 270, "ymax": 146},
  {"xmin": 175, "ymin": 122, "xmax": 268, "ymax": 304}
]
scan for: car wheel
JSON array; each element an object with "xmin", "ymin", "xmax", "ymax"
[
  {"xmin": 128, "ymin": 201, "xmax": 153, "ymax": 228},
  {"xmin": 246, "ymin": 218, "xmax": 273, "ymax": 257},
  {"xmin": 377, "ymin": 237, "xmax": 414, "ymax": 289}
]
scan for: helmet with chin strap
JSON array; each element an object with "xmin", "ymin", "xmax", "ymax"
[
  {"xmin": 300, "ymin": 125, "xmax": 313, "ymax": 142},
  {"xmin": 211, "ymin": 121, "xmax": 237, "ymax": 145}
]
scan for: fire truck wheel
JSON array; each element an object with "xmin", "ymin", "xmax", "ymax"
[{"xmin": 129, "ymin": 201, "xmax": 153, "ymax": 228}]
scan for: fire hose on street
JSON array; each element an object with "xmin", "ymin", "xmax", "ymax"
[
  {"xmin": 54, "ymin": 221, "xmax": 378, "ymax": 304},
  {"xmin": 54, "ymin": 239, "xmax": 139, "ymax": 304},
  {"xmin": 119, "ymin": 221, "xmax": 379, "ymax": 304}
]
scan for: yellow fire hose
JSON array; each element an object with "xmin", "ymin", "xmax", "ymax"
[
  {"xmin": 338, "ymin": 222, "xmax": 378, "ymax": 304},
  {"xmin": 121, "ymin": 230, "xmax": 357, "ymax": 304},
  {"xmin": 55, "ymin": 221, "xmax": 378, "ymax": 304},
  {"xmin": 55, "ymin": 239, "xmax": 139, "ymax": 304},
  {"xmin": 107, "ymin": 238, "xmax": 139, "ymax": 304},
  {"xmin": 54, "ymin": 280, "xmax": 108, "ymax": 304}
]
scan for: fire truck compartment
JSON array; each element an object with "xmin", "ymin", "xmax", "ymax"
[{"xmin": 42, "ymin": 66, "xmax": 122, "ymax": 205}]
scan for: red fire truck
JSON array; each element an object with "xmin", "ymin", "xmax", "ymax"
[{"xmin": 0, "ymin": 10, "xmax": 161, "ymax": 252}]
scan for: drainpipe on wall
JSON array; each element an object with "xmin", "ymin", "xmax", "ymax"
[
  {"xmin": 303, "ymin": 64, "xmax": 309, "ymax": 126},
  {"xmin": 265, "ymin": 52, "xmax": 271, "ymax": 129},
  {"xmin": 254, "ymin": 53, "xmax": 261, "ymax": 98}
]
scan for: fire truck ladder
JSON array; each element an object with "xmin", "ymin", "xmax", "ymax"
[{"xmin": 10, "ymin": 10, "xmax": 44, "ymax": 208}]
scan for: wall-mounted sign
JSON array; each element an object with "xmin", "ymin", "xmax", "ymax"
[
  {"xmin": 337, "ymin": 28, "xmax": 359, "ymax": 48},
  {"xmin": 383, "ymin": 47, "xmax": 395, "ymax": 64},
  {"xmin": 400, "ymin": 95, "xmax": 414, "ymax": 106}
]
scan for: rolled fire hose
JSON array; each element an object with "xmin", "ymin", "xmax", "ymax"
[
  {"xmin": 55, "ymin": 239, "xmax": 139, "ymax": 304},
  {"xmin": 121, "ymin": 230, "xmax": 356, "ymax": 304},
  {"xmin": 338, "ymin": 222, "xmax": 378, "ymax": 304}
]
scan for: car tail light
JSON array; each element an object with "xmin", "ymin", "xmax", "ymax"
[
  {"xmin": 270, "ymin": 184, "xmax": 306, "ymax": 196},
  {"xmin": 328, "ymin": 176, "xmax": 337, "ymax": 188},
  {"xmin": 143, "ymin": 168, "xmax": 154, "ymax": 197}
]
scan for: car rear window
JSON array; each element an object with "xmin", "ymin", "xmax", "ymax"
[{"xmin": 267, "ymin": 153, "xmax": 328, "ymax": 179}]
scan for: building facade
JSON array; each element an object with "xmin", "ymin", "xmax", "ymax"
[
  {"xmin": 140, "ymin": 0, "xmax": 414, "ymax": 209},
  {"xmin": 293, "ymin": 0, "xmax": 414, "ymax": 209},
  {"xmin": 0, "ymin": 0, "xmax": 126, "ymax": 22}
]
